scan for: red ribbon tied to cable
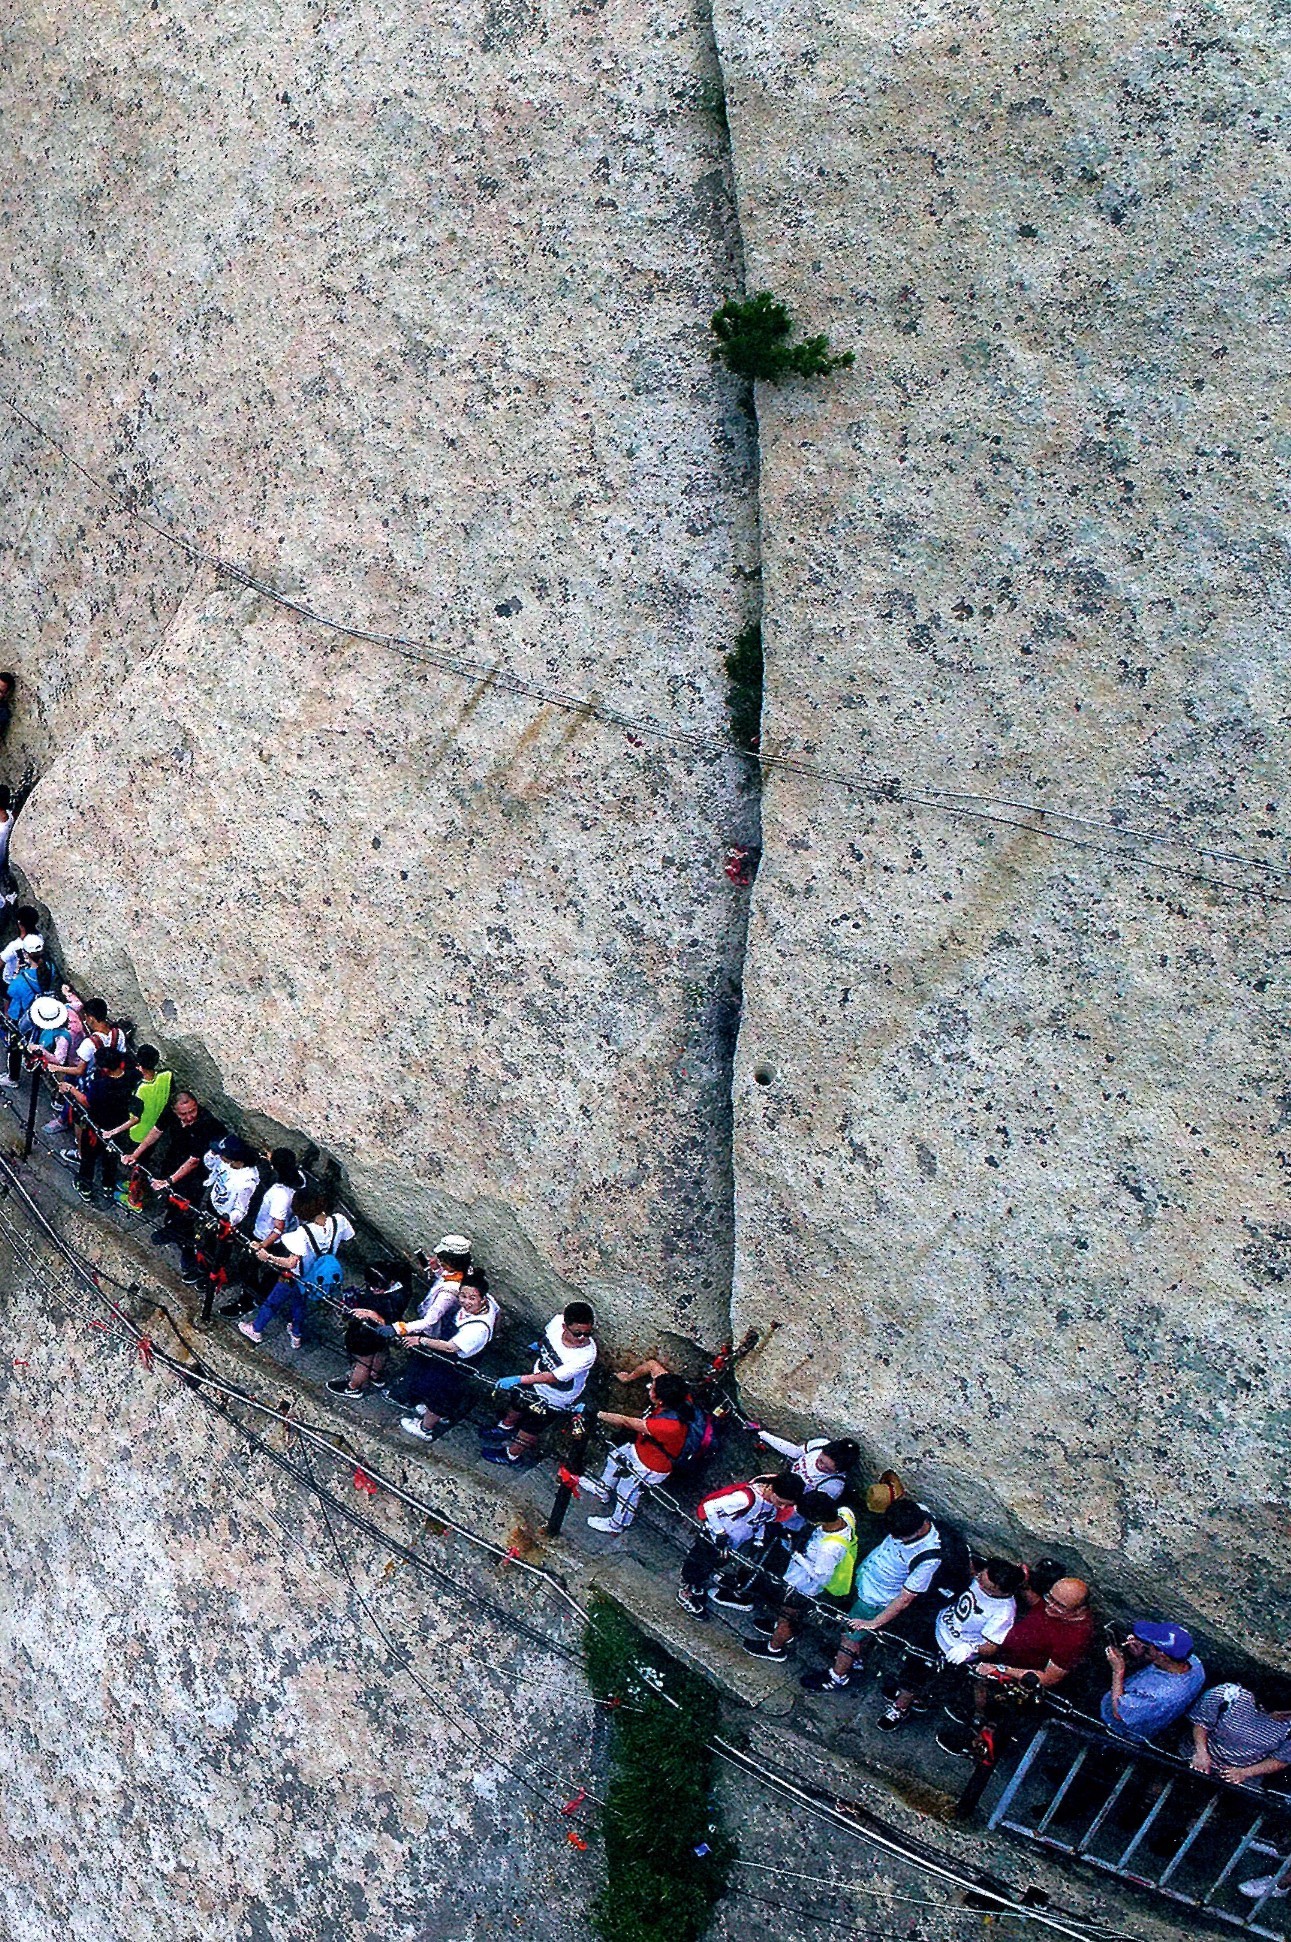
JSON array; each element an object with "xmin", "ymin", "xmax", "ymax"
[
  {"xmin": 560, "ymin": 1790, "xmax": 586, "ymax": 1816},
  {"xmin": 136, "ymin": 1336, "xmax": 154, "ymax": 1370},
  {"xmin": 353, "ymin": 1467, "xmax": 378, "ymax": 1496}
]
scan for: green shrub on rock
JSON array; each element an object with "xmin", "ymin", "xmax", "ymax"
[
  {"xmin": 584, "ymin": 1597, "xmax": 734, "ymax": 1942},
  {"xmin": 709, "ymin": 291, "xmax": 854, "ymax": 383}
]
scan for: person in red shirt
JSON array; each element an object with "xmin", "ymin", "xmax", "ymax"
[
  {"xmin": 936, "ymin": 1573, "xmax": 1093, "ymax": 1755},
  {"xmin": 580, "ymin": 1373, "xmax": 695, "ymax": 1534}
]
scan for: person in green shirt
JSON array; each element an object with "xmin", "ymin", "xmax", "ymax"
[{"xmin": 118, "ymin": 1044, "xmax": 172, "ymax": 1209}]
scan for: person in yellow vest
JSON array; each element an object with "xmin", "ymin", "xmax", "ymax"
[{"xmin": 741, "ymin": 1494, "xmax": 858, "ymax": 1661}]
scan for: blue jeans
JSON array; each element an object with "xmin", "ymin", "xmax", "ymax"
[{"xmin": 253, "ymin": 1278, "xmax": 307, "ymax": 1340}]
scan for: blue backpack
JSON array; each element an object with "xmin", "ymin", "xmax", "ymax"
[
  {"xmin": 7, "ymin": 961, "xmax": 54, "ymax": 1032},
  {"xmin": 296, "ymin": 1216, "xmax": 346, "ymax": 1298}
]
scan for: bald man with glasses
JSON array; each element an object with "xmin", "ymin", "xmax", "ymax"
[{"xmin": 937, "ymin": 1572, "xmax": 1094, "ymax": 1754}]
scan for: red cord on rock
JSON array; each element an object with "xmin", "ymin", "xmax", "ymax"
[
  {"xmin": 136, "ymin": 1336, "xmax": 154, "ymax": 1370},
  {"xmin": 560, "ymin": 1790, "xmax": 586, "ymax": 1816},
  {"xmin": 566, "ymin": 1831, "xmax": 588, "ymax": 1851},
  {"xmin": 353, "ymin": 1467, "xmax": 378, "ymax": 1496}
]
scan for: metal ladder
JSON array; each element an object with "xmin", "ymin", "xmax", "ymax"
[{"xmin": 989, "ymin": 1719, "xmax": 1291, "ymax": 1936}]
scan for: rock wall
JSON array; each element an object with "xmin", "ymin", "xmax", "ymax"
[
  {"xmin": 717, "ymin": 0, "xmax": 1291, "ymax": 1653},
  {"xmin": 0, "ymin": 0, "xmax": 758, "ymax": 1347}
]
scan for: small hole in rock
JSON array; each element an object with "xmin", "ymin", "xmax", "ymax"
[{"xmin": 753, "ymin": 1065, "xmax": 775, "ymax": 1086}]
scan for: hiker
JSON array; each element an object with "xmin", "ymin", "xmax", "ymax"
[
  {"xmin": 0, "ymin": 907, "xmax": 39, "ymax": 983},
  {"xmin": 581, "ymin": 1372, "xmax": 697, "ymax": 1533},
  {"xmin": 328, "ymin": 1261, "xmax": 412, "ymax": 1400},
  {"xmin": 481, "ymin": 1302, "xmax": 597, "ymax": 1468},
  {"xmin": 741, "ymin": 1493, "xmax": 859, "ymax": 1659},
  {"xmin": 46, "ymin": 997, "xmax": 123, "ymax": 1120},
  {"xmin": 799, "ymin": 1498, "xmax": 947, "ymax": 1692},
  {"xmin": 0, "ymin": 786, "xmax": 15, "ymax": 900},
  {"xmin": 676, "ymin": 1472, "xmax": 805, "ymax": 1620},
  {"xmin": 1101, "ymin": 1621, "xmax": 1206, "ymax": 1744},
  {"xmin": 392, "ymin": 1268, "xmax": 499, "ymax": 1436},
  {"xmin": 877, "ymin": 1558, "xmax": 1026, "ymax": 1733},
  {"xmin": 116, "ymin": 1045, "xmax": 172, "ymax": 1209},
  {"xmin": 240, "ymin": 1191, "xmax": 354, "ymax": 1350},
  {"xmin": 0, "ymin": 672, "xmax": 16, "ymax": 744},
  {"xmin": 137, "ymin": 1091, "xmax": 227, "ymax": 1253},
  {"xmin": 402, "ymin": 1236, "xmax": 473, "ymax": 1327},
  {"xmin": 3, "ymin": 935, "xmax": 56, "ymax": 1082},
  {"xmin": 1190, "ymin": 1685, "xmax": 1291, "ymax": 1787},
  {"xmin": 178, "ymin": 1136, "xmax": 261, "ymax": 1287},
  {"xmin": 714, "ymin": 1431, "xmax": 861, "ymax": 1611},
  {"xmin": 216, "ymin": 1147, "xmax": 305, "ymax": 1313},
  {"xmin": 62, "ymin": 1047, "xmax": 136, "ymax": 1202},
  {"xmin": 936, "ymin": 1572, "xmax": 1094, "ymax": 1753}
]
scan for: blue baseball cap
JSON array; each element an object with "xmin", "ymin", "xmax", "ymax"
[{"xmin": 1133, "ymin": 1620, "xmax": 1194, "ymax": 1659}]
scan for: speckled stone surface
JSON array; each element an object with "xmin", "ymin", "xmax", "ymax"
[
  {"xmin": 0, "ymin": 0, "xmax": 758, "ymax": 1346},
  {"xmin": 717, "ymin": 0, "xmax": 1291, "ymax": 1652}
]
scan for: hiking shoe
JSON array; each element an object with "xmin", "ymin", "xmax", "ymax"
[
  {"xmin": 710, "ymin": 1587, "xmax": 755, "ymax": 1612},
  {"xmin": 587, "ymin": 1516, "xmax": 628, "ymax": 1535},
  {"xmin": 676, "ymin": 1588, "xmax": 708, "ymax": 1620},
  {"xmin": 935, "ymin": 1724, "xmax": 975, "ymax": 1759},
  {"xmin": 237, "ymin": 1321, "xmax": 263, "ymax": 1344},
  {"xmin": 877, "ymin": 1704, "xmax": 909, "ymax": 1733},
  {"xmin": 742, "ymin": 1637, "xmax": 787, "ymax": 1661},
  {"xmin": 800, "ymin": 1667, "xmax": 850, "ymax": 1693},
  {"xmin": 1240, "ymin": 1878, "xmax": 1291, "ymax": 1902},
  {"xmin": 401, "ymin": 1416, "xmax": 434, "ymax": 1441}
]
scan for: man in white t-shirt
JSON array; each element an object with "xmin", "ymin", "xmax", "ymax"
[
  {"xmin": 878, "ymin": 1558, "xmax": 1025, "ymax": 1732},
  {"xmin": 240, "ymin": 1191, "xmax": 355, "ymax": 1351},
  {"xmin": 179, "ymin": 1136, "xmax": 261, "ymax": 1289},
  {"xmin": 481, "ymin": 1302, "xmax": 597, "ymax": 1467},
  {"xmin": 801, "ymin": 1498, "xmax": 943, "ymax": 1693}
]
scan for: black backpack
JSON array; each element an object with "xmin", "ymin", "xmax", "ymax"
[{"xmin": 907, "ymin": 1519, "xmax": 973, "ymax": 1605}]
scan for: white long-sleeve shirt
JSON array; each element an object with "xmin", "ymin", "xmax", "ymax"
[
  {"xmin": 695, "ymin": 1482, "xmax": 778, "ymax": 1549},
  {"xmin": 402, "ymin": 1282, "xmax": 499, "ymax": 1359},
  {"xmin": 757, "ymin": 1431, "xmax": 847, "ymax": 1500}
]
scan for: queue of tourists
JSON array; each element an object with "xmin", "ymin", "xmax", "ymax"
[{"xmin": 2, "ymin": 897, "xmax": 1288, "ymax": 1899}]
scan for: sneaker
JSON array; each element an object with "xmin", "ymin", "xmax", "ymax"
[
  {"xmin": 237, "ymin": 1321, "xmax": 263, "ymax": 1344},
  {"xmin": 1240, "ymin": 1878, "xmax": 1291, "ymax": 1902},
  {"xmin": 218, "ymin": 1297, "xmax": 251, "ymax": 1317},
  {"xmin": 59, "ymin": 1146, "xmax": 80, "ymax": 1165},
  {"xmin": 800, "ymin": 1667, "xmax": 850, "ymax": 1693},
  {"xmin": 179, "ymin": 1269, "xmax": 206, "ymax": 1287},
  {"xmin": 943, "ymin": 1693, "xmax": 976, "ymax": 1726},
  {"xmin": 401, "ymin": 1416, "xmax": 434, "ymax": 1441},
  {"xmin": 75, "ymin": 1183, "xmax": 93, "ymax": 1202},
  {"xmin": 43, "ymin": 1118, "xmax": 66, "ymax": 1134},
  {"xmin": 327, "ymin": 1379, "xmax": 366, "ymax": 1398},
  {"xmin": 877, "ymin": 1703, "xmax": 909, "ymax": 1733},
  {"xmin": 710, "ymin": 1587, "xmax": 756, "ymax": 1612},
  {"xmin": 576, "ymin": 1475, "xmax": 610, "ymax": 1501},
  {"xmin": 587, "ymin": 1516, "xmax": 628, "ymax": 1535},
  {"xmin": 151, "ymin": 1226, "xmax": 175, "ymax": 1246},
  {"xmin": 422, "ymin": 1418, "xmax": 453, "ymax": 1441},
  {"xmin": 479, "ymin": 1426, "xmax": 510, "ymax": 1444},
  {"xmin": 368, "ymin": 1380, "xmax": 388, "ymax": 1394},
  {"xmin": 935, "ymin": 1724, "xmax": 975, "ymax": 1759},
  {"xmin": 0, "ymin": 1076, "xmax": 19, "ymax": 1090},
  {"xmin": 481, "ymin": 1445, "xmax": 521, "ymax": 1466},
  {"xmin": 742, "ymin": 1637, "xmax": 787, "ymax": 1661},
  {"xmin": 676, "ymin": 1588, "xmax": 708, "ymax": 1620},
  {"xmin": 750, "ymin": 1611, "xmax": 777, "ymax": 1635},
  {"xmin": 287, "ymin": 1332, "xmax": 302, "ymax": 1351}
]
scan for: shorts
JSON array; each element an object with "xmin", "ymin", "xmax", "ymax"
[{"xmin": 842, "ymin": 1596, "xmax": 887, "ymax": 1639}]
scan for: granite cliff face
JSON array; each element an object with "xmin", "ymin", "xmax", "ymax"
[
  {"xmin": 3, "ymin": 0, "xmax": 1289, "ymax": 1661},
  {"xmin": 716, "ymin": 0, "xmax": 1291, "ymax": 1651},
  {"xmin": 0, "ymin": 0, "xmax": 757, "ymax": 1347}
]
